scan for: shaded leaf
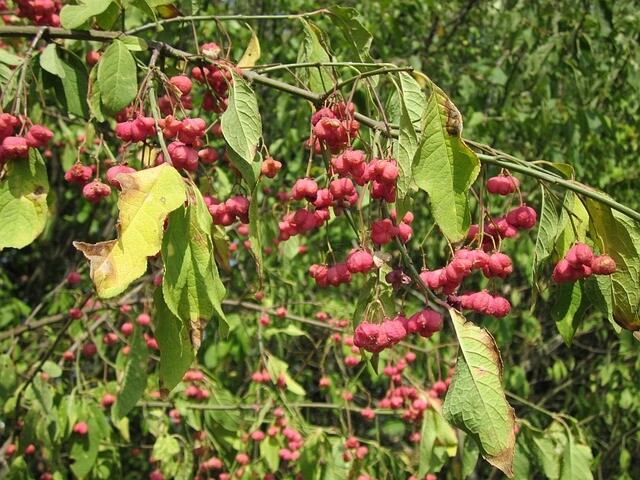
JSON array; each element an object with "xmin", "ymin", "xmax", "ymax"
[
  {"xmin": 155, "ymin": 287, "xmax": 194, "ymax": 394},
  {"xmin": 327, "ymin": 6, "xmax": 374, "ymax": 63},
  {"xmin": 297, "ymin": 20, "xmax": 333, "ymax": 93},
  {"xmin": 53, "ymin": 50, "xmax": 89, "ymax": 119},
  {"xmin": 418, "ymin": 403, "xmax": 458, "ymax": 476},
  {"xmin": 112, "ymin": 326, "xmax": 148, "ymax": 422},
  {"xmin": 552, "ymin": 281, "xmax": 589, "ymax": 346},
  {"xmin": 162, "ymin": 187, "xmax": 227, "ymax": 339}
]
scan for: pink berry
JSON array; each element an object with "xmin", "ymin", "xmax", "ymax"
[
  {"xmin": 73, "ymin": 421, "xmax": 89, "ymax": 435},
  {"xmin": 591, "ymin": 255, "xmax": 616, "ymax": 275}
]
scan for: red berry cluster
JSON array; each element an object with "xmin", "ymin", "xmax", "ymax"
[
  {"xmin": 13, "ymin": 0, "xmax": 61, "ymax": 27},
  {"xmin": 354, "ymin": 309, "xmax": 443, "ymax": 354},
  {"xmin": 0, "ymin": 114, "xmax": 53, "ymax": 164},
  {"xmin": 450, "ymin": 291, "xmax": 511, "ymax": 317},
  {"xmin": 342, "ymin": 437, "xmax": 369, "ymax": 462},
  {"xmin": 553, "ymin": 242, "xmax": 616, "ymax": 283},
  {"xmin": 206, "ymin": 195, "xmax": 250, "ymax": 226},
  {"xmin": 191, "ymin": 43, "xmax": 242, "ymax": 114},
  {"xmin": 469, "ymin": 204, "xmax": 537, "ymax": 251},
  {"xmin": 310, "ymin": 102, "xmax": 360, "ymax": 154}
]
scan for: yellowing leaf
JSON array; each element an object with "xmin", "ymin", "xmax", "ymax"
[
  {"xmin": 0, "ymin": 150, "xmax": 49, "ymax": 251},
  {"xmin": 237, "ymin": 26, "xmax": 261, "ymax": 68},
  {"xmin": 442, "ymin": 309, "xmax": 516, "ymax": 477},
  {"xmin": 74, "ymin": 164, "xmax": 186, "ymax": 298}
]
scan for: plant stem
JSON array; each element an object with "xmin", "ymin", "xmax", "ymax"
[
  {"xmin": 0, "ymin": 26, "xmax": 636, "ymax": 222},
  {"xmin": 477, "ymin": 154, "xmax": 640, "ymax": 223},
  {"xmin": 125, "ymin": 10, "xmax": 329, "ymax": 35}
]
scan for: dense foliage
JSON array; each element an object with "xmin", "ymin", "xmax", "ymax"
[{"xmin": 0, "ymin": 1, "xmax": 638, "ymax": 480}]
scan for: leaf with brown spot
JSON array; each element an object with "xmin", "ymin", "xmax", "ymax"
[
  {"xmin": 74, "ymin": 164, "xmax": 186, "ymax": 298},
  {"xmin": 442, "ymin": 308, "xmax": 516, "ymax": 477}
]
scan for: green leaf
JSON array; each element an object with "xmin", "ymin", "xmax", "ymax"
[
  {"xmin": 559, "ymin": 431, "xmax": 593, "ymax": 480},
  {"xmin": 266, "ymin": 355, "xmax": 306, "ymax": 396},
  {"xmin": 413, "ymin": 85, "xmax": 480, "ymax": 242},
  {"xmin": 131, "ymin": 0, "xmax": 158, "ymax": 21},
  {"xmin": 263, "ymin": 324, "xmax": 311, "ymax": 340},
  {"xmin": 70, "ymin": 417, "xmax": 100, "ymax": 479},
  {"xmin": 88, "ymin": 66, "xmax": 104, "ymax": 122},
  {"xmin": 60, "ymin": 0, "xmax": 114, "ymax": 29},
  {"xmin": 155, "ymin": 287, "xmax": 194, "ymax": 394},
  {"xmin": 53, "ymin": 50, "xmax": 89, "ymax": 118},
  {"xmin": 248, "ymin": 188, "xmax": 263, "ymax": 279},
  {"xmin": 74, "ymin": 163, "xmax": 186, "ymax": 298},
  {"xmin": 0, "ymin": 149, "xmax": 49, "ymax": 251},
  {"xmin": 152, "ymin": 435, "xmax": 180, "ymax": 463},
  {"xmin": 327, "ymin": 6, "xmax": 374, "ymax": 63},
  {"xmin": 120, "ymin": 36, "xmax": 149, "ymax": 52},
  {"xmin": 0, "ymin": 48, "xmax": 22, "ymax": 66},
  {"xmin": 585, "ymin": 274, "xmax": 618, "ymax": 332},
  {"xmin": 395, "ymin": 77, "xmax": 419, "ymax": 216},
  {"xmin": 418, "ymin": 404, "xmax": 458, "ymax": 476},
  {"xmin": 297, "ymin": 20, "xmax": 333, "ymax": 93},
  {"xmin": 552, "ymin": 281, "xmax": 589, "ymax": 346},
  {"xmin": 162, "ymin": 188, "xmax": 227, "ymax": 329},
  {"xmin": 221, "ymin": 71, "xmax": 262, "ymax": 186},
  {"xmin": 584, "ymin": 198, "xmax": 640, "ymax": 333},
  {"xmin": 533, "ymin": 187, "xmax": 561, "ymax": 283},
  {"xmin": 260, "ymin": 436, "xmax": 281, "ymax": 473},
  {"xmin": 512, "ymin": 435, "xmax": 532, "ymax": 480},
  {"xmin": 94, "ymin": 0, "xmax": 121, "ymax": 30},
  {"xmin": 0, "ymin": 355, "xmax": 17, "ymax": 409},
  {"xmin": 112, "ymin": 326, "xmax": 148, "ymax": 422},
  {"xmin": 442, "ymin": 309, "xmax": 515, "ymax": 477},
  {"xmin": 40, "ymin": 44, "xmax": 66, "ymax": 79},
  {"xmin": 461, "ymin": 433, "xmax": 480, "ymax": 478},
  {"xmin": 97, "ymin": 40, "xmax": 138, "ymax": 115},
  {"xmin": 527, "ymin": 430, "xmax": 561, "ymax": 479},
  {"xmin": 399, "ymin": 72, "xmax": 427, "ymax": 128}
]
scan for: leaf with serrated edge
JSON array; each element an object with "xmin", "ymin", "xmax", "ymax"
[
  {"xmin": 442, "ymin": 309, "xmax": 515, "ymax": 477},
  {"xmin": 74, "ymin": 164, "xmax": 186, "ymax": 298},
  {"xmin": 221, "ymin": 71, "xmax": 262, "ymax": 184},
  {"xmin": 0, "ymin": 150, "xmax": 49, "ymax": 251},
  {"xmin": 413, "ymin": 85, "xmax": 480, "ymax": 242}
]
